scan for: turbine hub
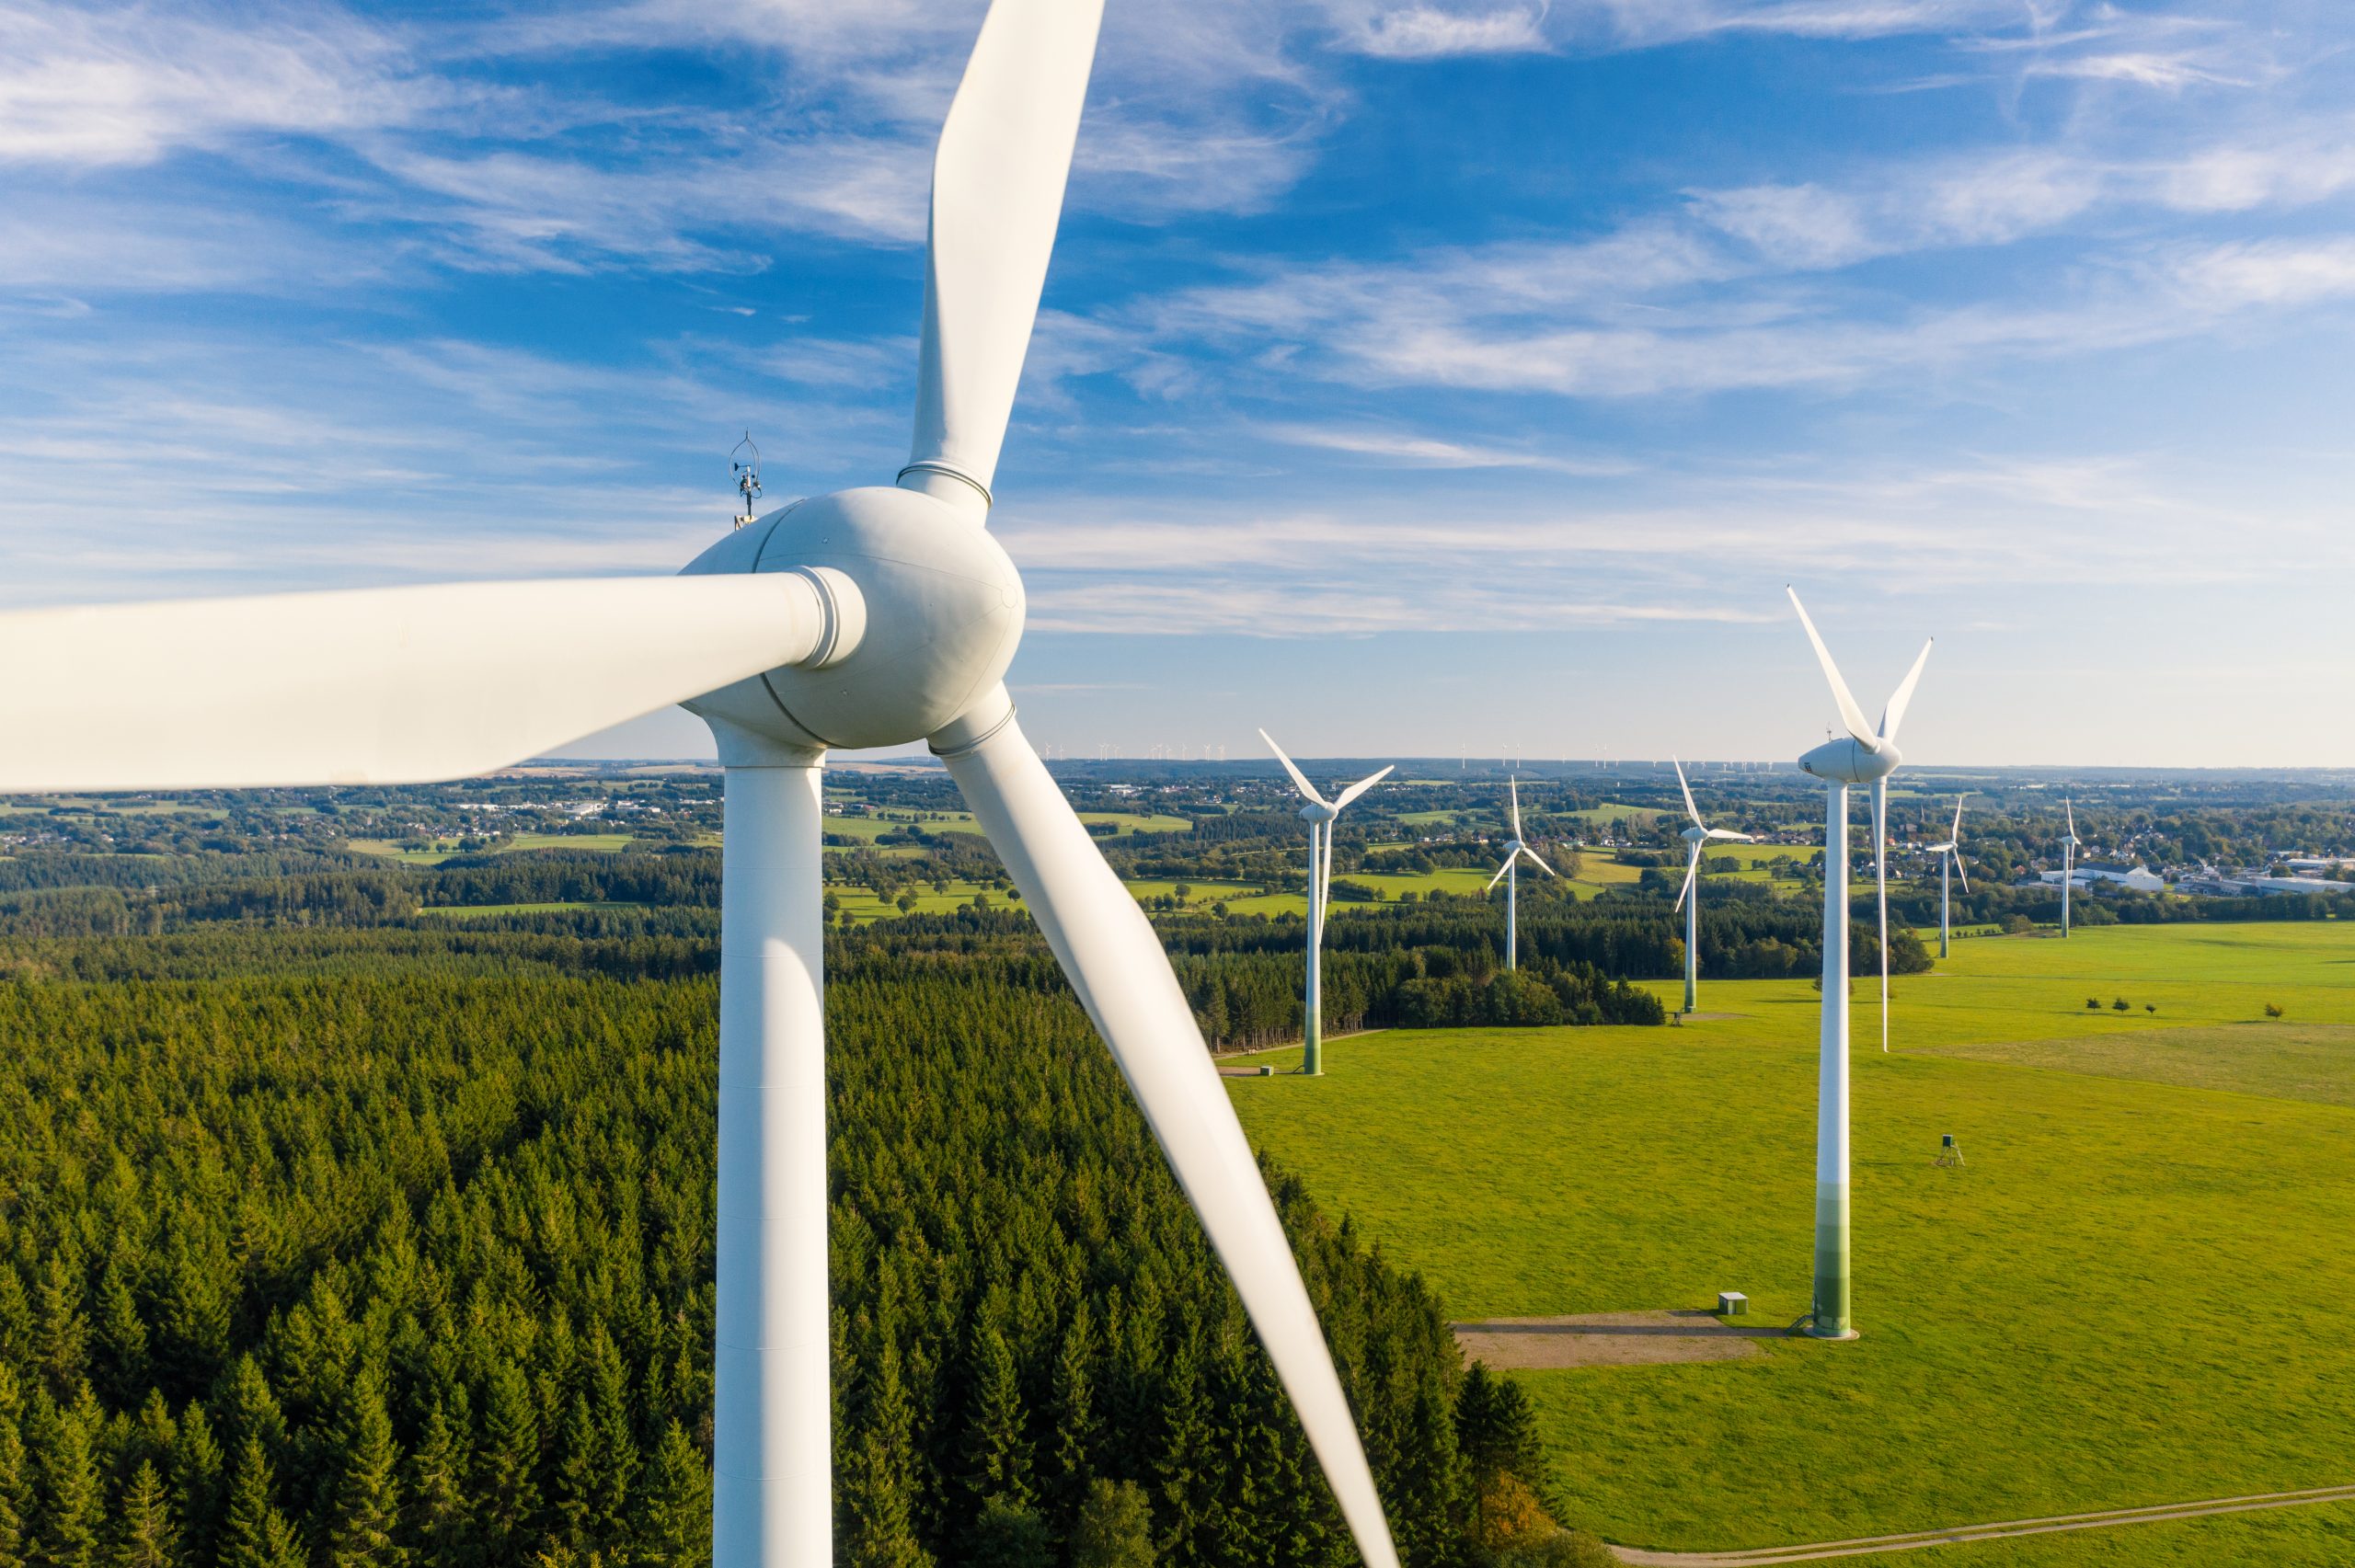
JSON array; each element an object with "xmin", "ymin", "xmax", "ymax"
[
  {"xmin": 1300, "ymin": 801, "xmax": 1338, "ymax": 823},
  {"xmin": 1798, "ymin": 736, "xmax": 1899, "ymax": 785},
  {"xmin": 679, "ymin": 486, "xmax": 1024, "ymax": 752}
]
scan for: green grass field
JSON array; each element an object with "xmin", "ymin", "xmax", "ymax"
[{"xmin": 1226, "ymin": 922, "xmax": 2355, "ymax": 1565}]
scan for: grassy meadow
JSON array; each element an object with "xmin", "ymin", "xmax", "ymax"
[{"xmin": 1226, "ymin": 921, "xmax": 2355, "ymax": 1564}]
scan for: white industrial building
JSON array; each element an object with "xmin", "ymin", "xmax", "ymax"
[{"xmin": 2037, "ymin": 863, "xmax": 2165, "ymax": 892}]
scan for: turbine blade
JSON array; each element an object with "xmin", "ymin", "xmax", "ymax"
[
  {"xmin": 1955, "ymin": 848, "xmax": 1971, "ymax": 896},
  {"xmin": 0, "ymin": 576, "xmax": 833, "ymax": 793},
  {"xmin": 905, "ymin": 0, "xmax": 1106, "ymax": 506},
  {"xmin": 2065, "ymin": 796, "xmax": 2076, "ymax": 841},
  {"xmin": 1672, "ymin": 755, "xmax": 1703, "ymax": 828},
  {"xmin": 1519, "ymin": 845, "xmax": 1559, "ymax": 878},
  {"xmin": 1674, "ymin": 845, "xmax": 1701, "ymax": 912},
  {"xmin": 1786, "ymin": 587, "xmax": 1878, "ymax": 748},
  {"xmin": 1706, "ymin": 829, "xmax": 1753, "ymax": 842},
  {"xmin": 1258, "ymin": 728, "xmax": 1328, "ymax": 807},
  {"xmin": 1509, "ymin": 773, "xmax": 1523, "ymax": 840},
  {"xmin": 1486, "ymin": 857, "xmax": 1513, "ymax": 893},
  {"xmin": 1333, "ymin": 763, "xmax": 1394, "ymax": 811},
  {"xmin": 1317, "ymin": 822, "xmax": 1336, "ymax": 948},
  {"xmin": 1874, "ymin": 777, "xmax": 1890, "ymax": 1052},
  {"xmin": 1951, "ymin": 793, "xmax": 1967, "ymax": 843},
  {"xmin": 937, "ymin": 701, "xmax": 1400, "ymax": 1568},
  {"xmin": 1878, "ymin": 637, "xmax": 1934, "ymax": 742}
]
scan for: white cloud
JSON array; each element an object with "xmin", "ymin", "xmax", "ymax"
[
  {"xmin": 0, "ymin": 3, "xmax": 436, "ymax": 166},
  {"xmin": 1327, "ymin": 4, "xmax": 1552, "ymax": 58},
  {"xmin": 1261, "ymin": 424, "xmax": 1636, "ymax": 471},
  {"xmin": 2170, "ymin": 237, "xmax": 2355, "ymax": 309}
]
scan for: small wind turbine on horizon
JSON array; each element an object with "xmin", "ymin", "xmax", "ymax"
[
  {"xmin": 2060, "ymin": 797, "xmax": 2081, "ymax": 937},
  {"xmin": 1486, "ymin": 775, "xmax": 1559, "ymax": 970},
  {"xmin": 1262, "ymin": 729, "xmax": 1391, "ymax": 1077},
  {"xmin": 1671, "ymin": 757, "xmax": 1753, "ymax": 1014},
  {"xmin": 1789, "ymin": 588, "xmax": 1933, "ymax": 1342},
  {"xmin": 1924, "ymin": 795, "xmax": 1970, "ymax": 958}
]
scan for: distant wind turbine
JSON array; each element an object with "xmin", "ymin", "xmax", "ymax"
[
  {"xmin": 2060, "ymin": 797, "xmax": 2081, "ymax": 937},
  {"xmin": 1262, "ymin": 730, "xmax": 1391, "ymax": 1076},
  {"xmin": 1671, "ymin": 757, "xmax": 1753, "ymax": 1014},
  {"xmin": 1789, "ymin": 588, "xmax": 1933, "ymax": 1341},
  {"xmin": 1924, "ymin": 795, "xmax": 1970, "ymax": 958},
  {"xmin": 1485, "ymin": 775, "xmax": 1558, "ymax": 970}
]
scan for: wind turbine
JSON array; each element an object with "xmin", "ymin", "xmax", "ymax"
[
  {"xmin": 1788, "ymin": 589, "xmax": 1933, "ymax": 1341},
  {"xmin": 1670, "ymin": 757, "xmax": 1753, "ymax": 1013},
  {"xmin": 1924, "ymin": 795, "xmax": 1970, "ymax": 958},
  {"xmin": 1261, "ymin": 730, "xmax": 1391, "ymax": 1077},
  {"xmin": 1485, "ymin": 775, "xmax": 1558, "ymax": 970},
  {"xmin": 2060, "ymin": 797, "xmax": 2081, "ymax": 937},
  {"xmin": 0, "ymin": 6, "xmax": 1407, "ymax": 1564}
]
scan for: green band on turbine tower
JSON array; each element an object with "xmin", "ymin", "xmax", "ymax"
[{"xmin": 1810, "ymin": 1181, "xmax": 1852, "ymax": 1337}]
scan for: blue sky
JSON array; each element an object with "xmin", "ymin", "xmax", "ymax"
[{"xmin": 3, "ymin": 0, "xmax": 2351, "ymax": 766}]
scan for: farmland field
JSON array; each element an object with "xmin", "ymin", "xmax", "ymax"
[{"xmin": 1226, "ymin": 922, "xmax": 2355, "ymax": 1565}]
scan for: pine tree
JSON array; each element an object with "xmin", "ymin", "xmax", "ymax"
[
  {"xmin": 93, "ymin": 1260, "xmax": 150, "ymax": 1409},
  {"xmin": 553, "ymin": 1329, "xmax": 637, "ymax": 1552},
  {"xmin": 34, "ymin": 1252, "xmax": 90, "ymax": 1401},
  {"xmin": 170, "ymin": 1399, "xmax": 225, "ymax": 1567},
  {"xmin": 838, "ymin": 1331, "xmax": 927, "ymax": 1568},
  {"xmin": 30, "ymin": 1386, "xmax": 102, "ymax": 1568},
  {"xmin": 222, "ymin": 1355, "xmax": 288, "ymax": 1462},
  {"xmin": 218, "ymin": 1434, "xmax": 306, "ymax": 1568},
  {"xmin": 1047, "ymin": 1303, "xmax": 1096, "ymax": 1520},
  {"xmin": 326, "ymin": 1367, "xmax": 403, "ymax": 1567},
  {"xmin": 478, "ymin": 1359, "xmax": 544, "ymax": 1562},
  {"xmin": 1455, "ymin": 1361, "xmax": 1543, "ymax": 1493},
  {"xmin": 109, "ymin": 1460, "xmax": 178, "ymax": 1568},
  {"xmin": 633, "ymin": 1422, "xmax": 710, "ymax": 1568},
  {"xmin": 0, "ymin": 1366, "xmax": 28, "ymax": 1568},
  {"xmin": 402, "ymin": 1397, "xmax": 468, "ymax": 1564},
  {"xmin": 960, "ymin": 1320, "xmax": 1031, "ymax": 1513}
]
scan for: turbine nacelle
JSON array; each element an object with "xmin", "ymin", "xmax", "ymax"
[
  {"xmin": 682, "ymin": 484, "xmax": 1025, "ymax": 754},
  {"xmin": 1798, "ymin": 734, "xmax": 1900, "ymax": 786}
]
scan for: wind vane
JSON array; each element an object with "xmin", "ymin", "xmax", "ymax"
[{"xmin": 730, "ymin": 432, "xmax": 763, "ymax": 529}]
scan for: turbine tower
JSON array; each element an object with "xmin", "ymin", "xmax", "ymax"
[
  {"xmin": 0, "ymin": 6, "xmax": 1408, "ymax": 1563},
  {"xmin": 1485, "ymin": 775, "xmax": 1559, "ymax": 970},
  {"xmin": 1923, "ymin": 795, "xmax": 1970, "ymax": 958},
  {"xmin": 2060, "ymin": 797, "xmax": 2081, "ymax": 937},
  {"xmin": 1262, "ymin": 730, "xmax": 1391, "ymax": 1077},
  {"xmin": 1671, "ymin": 757, "xmax": 1754, "ymax": 1013},
  {"xmin": 1788, "ymin": 589, "xmax": 1933, "ymax": 1341}
]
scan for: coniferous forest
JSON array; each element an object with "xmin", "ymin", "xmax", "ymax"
[{"xmin": 0, "ymin": 875, "xmax": 1594, "ymax": 1566}]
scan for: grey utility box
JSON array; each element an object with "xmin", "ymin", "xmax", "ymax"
[{"xmin": 1717, "ymin": 1291, "xmax": 1748, "ymax": 1317}]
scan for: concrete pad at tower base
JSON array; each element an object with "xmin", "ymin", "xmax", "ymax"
[{"xmin": 1452, "ymin": 1310, "xmax": 1787, "ymax": 1370}]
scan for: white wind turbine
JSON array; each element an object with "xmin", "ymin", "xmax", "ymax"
[
  {"xmin": 1788, "ymin": 589, "xmax": 1933, "ymax": 1341},
  {"xmin": 1670, "ymin": 757, "xmax": 1753, "ymax": 1014},
  {"xmin": 1485, "ymin": 775, "xmax": 1559, "ymax": 971},
  {"xmin": 1261, "ymin": 729, "xmax": 1391, "ymax": 1077},
  {"xmin": 2060, "ymin": 797, "xmax": 2082, "ymax": 937},
  {"xmin": 1924, "ymin": 795, "xmax": 1970, "ymax": 958},
  {"xmin": 0, "ymin": 6, "xmax": 1405, "ymax": 1564}
]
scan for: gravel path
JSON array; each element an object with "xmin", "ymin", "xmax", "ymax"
[{"xmin": 1609, "ymin": 1483, "xmax": 2355, "ymax": 1564}]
